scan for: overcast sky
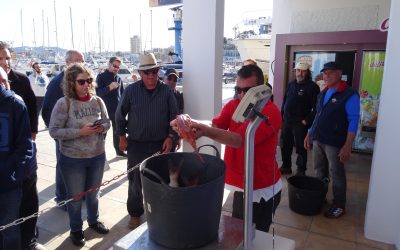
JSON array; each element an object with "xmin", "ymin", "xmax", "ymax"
[{"xmin": 2, "ymin": 0, "xmax": 272, "ymax": 52}]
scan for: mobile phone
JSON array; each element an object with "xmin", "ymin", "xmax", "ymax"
[{"xmin": 92, "ymin": 118, "xmax": 110, "ymax": 127}]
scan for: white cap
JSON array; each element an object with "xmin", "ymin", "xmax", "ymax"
[{"xmin": 294, "ymin": 62, "xmax": 311, "ymax": 70}]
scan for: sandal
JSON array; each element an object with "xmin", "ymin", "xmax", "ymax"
[{"xmin": 324, "ymin": 205, "xmax": 345, "ymax": 218}]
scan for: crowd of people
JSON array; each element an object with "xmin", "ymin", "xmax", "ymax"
[{"xmin": 0, "ymin": 38, "xmax": 360, "ymax": 249}]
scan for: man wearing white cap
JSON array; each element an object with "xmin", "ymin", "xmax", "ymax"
[
  {"xmin": 115, "ymin": 53, "xmax": 178, "ymax": 229},
  {"xmin": 279, "ymin": 62, "xmax": 320, "ymax": 176}
]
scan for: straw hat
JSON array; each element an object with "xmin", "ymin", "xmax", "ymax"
[{"xmin": 138, "ymin": 53, "xmax": 160, "ymax": 70}]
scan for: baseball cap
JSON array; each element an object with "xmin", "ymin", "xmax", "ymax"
[
  {"xmin": 320, "ymin": 61, "xmax": 342, "ymax": 72},
  {"xmin": 294, "ymin": 62, "xmax": 311, "ymax": 70},
  {"xmin": 165, "ymin": 68, "xmax": 179, "ymax": 78}
]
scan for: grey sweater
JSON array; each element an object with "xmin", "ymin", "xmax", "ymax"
[{"xmin": 49, "ymin": 96, "xmax": 110, "ymax": 158}]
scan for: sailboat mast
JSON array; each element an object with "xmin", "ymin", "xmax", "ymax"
[
  {"xmin": 54, "ymin": 0, "xmax": 59, "ymax": 50},
  {"xmin": 113, "ymin": 16, "xmax": 115, "ymax": 53},
  {"xmin": 47, "ymin": 17, "xmax": 50, "ymax": 47},
  {"xmin": 150, "ymin": 9, "xmax": 153, "ymax": 51},
  {"xmin": 83, "ymin": 19, "xmax": 87, "ymax": 54},
  {"xmin": 33, "ymin": 18, "xmax": 37, "ymax": 48},
  {"xmin": 98, "ymin": 9, "xmax": 101, "ymax": 53},
  {"xmin": 70, "ymin": 7, "xmax": 75, "ymax": 48},
  {"xmin": 20, "ymin": 9, "xmax": 24, "ymax": 47},
  {"xmin": 42, "ymin": 10, "xmax": 45, "ymax": 47},
  {"xmin": 140, "ymin": 13, "xmax": 142, "ymax": 53}
]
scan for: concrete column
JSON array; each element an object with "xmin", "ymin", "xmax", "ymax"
[
  {"xmin": 365, "ymin": 0, "xmax": 400, "ymax": 247},
  {"xmin": 181, "ymin": 0, "xmax": 225, "ymax": 152}
]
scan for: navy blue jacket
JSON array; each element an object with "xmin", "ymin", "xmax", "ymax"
[
  {"xmin": 95, "ymin": 70, "xmax": 124, "ymax": 119},
  {"xmin": 281, "ymin": 79, "xmax": 320, "ymax": 125},
  {"xmin": 42, "ymin": 71, "xmax": 64, "ymax": 127},
  {"xmin": 8, "ymin": 69, "xmax": 38, "ymax": 133},
  {"xmin": 312, "ymin": 86, "xmax": 356, "ymax": 148},
  {"xmin": 0, "ymin": 85, "xmax": 33, "ymax": 191}
]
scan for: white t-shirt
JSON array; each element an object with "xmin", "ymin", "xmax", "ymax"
[{"xmin": 29, "ymin": 72, "xmax": 49, "ymax": 97}]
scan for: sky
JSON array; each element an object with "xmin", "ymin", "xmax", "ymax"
[{"xmin": 2, "ymin": 0, "xmax": 272, "ymax": 52}]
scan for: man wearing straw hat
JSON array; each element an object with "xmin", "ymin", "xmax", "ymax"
[{"xmin": 115, "ymin": 53, "xmax": 179, "ymax": 229}]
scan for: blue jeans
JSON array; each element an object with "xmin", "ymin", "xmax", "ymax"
[
  {"xmin": 55, "ymin": 140, "xmax": 66, "ymax": 202},
  {"xmin": 0, "ymin": 188, "xmax": 22, "ymax": 250},
  {"xmin": 313, "ymin": 141, "xmax": 347, "ymax": 207},
  {"xmin": 59, "ymin": 153, "xmax": 105, "ymax": 232}
]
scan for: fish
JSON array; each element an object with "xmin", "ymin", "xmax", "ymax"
[
  {"xmin": 168, "ymin": 158, "xmax": 183, "ymax": 187},
  {"xmin": 175, "ymin": 114, "xmax": 204, "ymax": 162},
  {"xmin": 168, "ymin": 158, "xmax": 201, "ymax": 188}
]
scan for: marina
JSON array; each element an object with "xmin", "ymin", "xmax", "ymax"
[{"xmin": 2, "ymin": 0, "xmax": 399, "ymax": 249}]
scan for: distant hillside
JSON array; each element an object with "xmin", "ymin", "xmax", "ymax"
[{"xmin": 12, "ymin": 46, "xmax": 67, "ymax": 54}]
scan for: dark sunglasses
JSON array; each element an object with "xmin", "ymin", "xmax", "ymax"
[
  {"xmin": 76, "ymin": 78, "xmax": 93, "ymax": 85},
  {"xmin": 112, "ymin": 64, "xmax": 120, "ymax": 69},
  {"xmin": 167, "ymin": 76, "xmax": 177, "ymax": 82},
  {"xmin": 235, "ymin": 86, "xmax": 253, "ymax": 94},
  {"xmin": 142, "ymin": 68, "xmax": 159, "ymax": 75}
]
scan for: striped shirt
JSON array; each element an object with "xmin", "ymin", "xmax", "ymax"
[{"xmin": 115, "ymin": 80, "xmax": 178, "ymax": 142}]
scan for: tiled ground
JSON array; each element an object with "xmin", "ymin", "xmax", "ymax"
[{"xmin": 28, "ymin": 119, "xmax": 396, "ymax": 249}]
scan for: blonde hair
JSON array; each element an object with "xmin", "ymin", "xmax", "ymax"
[{"xmin": 62, "ymin": 63, "xmax": 97, "ymax": 99}]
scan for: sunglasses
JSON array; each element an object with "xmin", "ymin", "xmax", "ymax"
[
  {"xmin": 76, "ymin": 78, "xmax": 93, "ymax": 85},
  {"xmin": 142, "ymin": 68, "xmax": 159, "ymax": 75},
  {"xmin": 112, "ymin": 64, "xmax": 120, "ymax": 69},
  {"xmin": 234, "ymin": 86, "xmax": 253, "ymax": 94}
]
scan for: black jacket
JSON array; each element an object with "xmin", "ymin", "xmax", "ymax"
[
  {"xmin": 281, "ymin": 79, "xmax": 320, "ymax": 125},
  {"xmin": 8, "ymin": 69, "xmax": 38, "ymax": 133},
  {"xmin": 42, "ymin": 71, "xmax": 64, "ymax": 127}
]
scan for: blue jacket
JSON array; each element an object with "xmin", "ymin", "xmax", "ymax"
[
  {"xmin": 42, "ymin": 71, "xmax": 64, "ymax": 127},
  {"xmin": 0, "ymin": 85, "xmax": 33, "ymax": 191},
  {"xmin": 95, "ymin": 70, "xmax": 124, "ymax": 119}
]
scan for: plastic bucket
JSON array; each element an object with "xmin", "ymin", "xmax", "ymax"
[
  {"xmin": 287, "ymin": 175, "xmax": 328, "ymax": 215},
  {"xmin": 140, "ymin": 145, "xmax": 226, "ymax": 249}
]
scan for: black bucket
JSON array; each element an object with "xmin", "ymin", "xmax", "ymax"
[
  {"xmin": 287, "ymin": 176, "xmax": 328, "ymax": 216},
  {"xmin": 140, "ymin": 145, "xmax": 226, "ymax": 249}
]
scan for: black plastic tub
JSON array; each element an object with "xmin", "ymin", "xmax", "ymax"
[
  {"xmin": 287, "ymin": 175, "xmax": 328, "ymax": 216},
  {"xmin": 140, "ymin": 145, "xmax": 226, "ymax": 249}
]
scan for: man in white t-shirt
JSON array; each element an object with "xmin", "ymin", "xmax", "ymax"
[{"xmin": 29, "ymin": 62, "xmax": 49, "ymax": 113}]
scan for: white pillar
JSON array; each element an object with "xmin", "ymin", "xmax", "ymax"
[
  {"xmin": 181, "ymin": 0, "xmax": 225, "ymax": 152},
  {"xmin": 365, "ymin": 0, "xmax": 400, "ymax": 247}
]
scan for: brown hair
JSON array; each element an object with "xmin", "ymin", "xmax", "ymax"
[{"xmin": 62, "ymin": 63, "xmax": 96, "ymax": 99}]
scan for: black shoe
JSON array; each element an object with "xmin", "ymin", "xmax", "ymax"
[
  {"xmin": 70, "ymin": 230, "xmax": 85, "ymax": 246},
  {"xmin": 279, "ymin": 166, "xmax": 292, "ymax": 175},
  {"xmin": 89, "ymin": 221, "xmax": 110, "ymax": 234},
  {"xmin": 116, "ymin": 151, "xmax": 127, "ymax": 157}
]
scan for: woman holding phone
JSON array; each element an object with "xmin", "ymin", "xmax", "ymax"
[{"xmin": 49, "ymin": 63, "xmax": 111, "ymax": 246}]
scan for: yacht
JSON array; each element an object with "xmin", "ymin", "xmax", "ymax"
[{"xmin": 232, "ymin": 17, "xmax": 271, "ymax": 77}]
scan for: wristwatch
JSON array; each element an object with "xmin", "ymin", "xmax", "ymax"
[{"xmin": 167, "ymin": 134, "xmax": 175, "ymax": 140}]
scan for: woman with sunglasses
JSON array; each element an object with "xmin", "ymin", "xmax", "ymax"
[{"xmin": 49, "ymin": 63, "xmax": 111, "ymax": 246}]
